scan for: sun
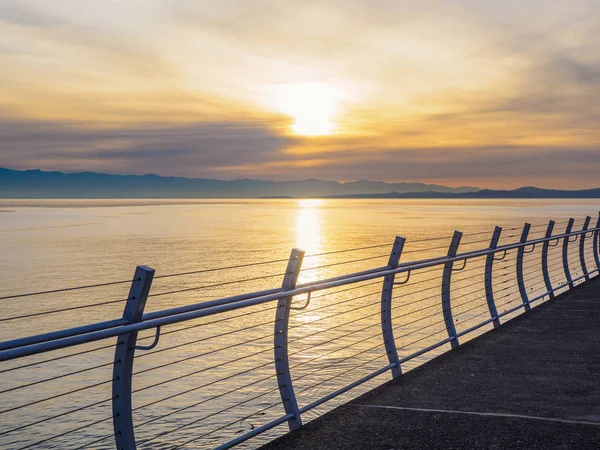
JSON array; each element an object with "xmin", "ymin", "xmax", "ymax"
[{"xmin": 273, "ymin": 83, "xmax": 340, "ymax": 136}]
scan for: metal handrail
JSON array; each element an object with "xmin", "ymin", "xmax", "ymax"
[
  {"xmin": 2, "ymin": 216, "xmax": 599, "ymax": 450},
  {"xmin": 1, "ymin": 225, "xmax": 599, "ymax": 361}
]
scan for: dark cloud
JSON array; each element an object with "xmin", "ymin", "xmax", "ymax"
[
  {"xmin": 263, "ymin": 146, "xmax": 600, "ymax": 189},
  {"xmin": 0, "ymin": 118, "xmax": 299, "ymax": 176}
]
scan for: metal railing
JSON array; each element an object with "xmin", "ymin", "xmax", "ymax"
[{"xmin": 1, "ymin": 214, "xmax": 600, "ymax": 449}]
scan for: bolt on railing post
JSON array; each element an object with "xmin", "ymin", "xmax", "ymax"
[
  {"xmin": 541, "ymin": 220, "xmax": 556, "ymax": 299},
  {"xmin": 442, "ymin": 231, "xmax": 462, "ymax": 349},
  {"xmin": 484, "ymin": 226, "xmax": 501, "ymax": 328},
  {"xmin": 579, "ymin": 216, "xmax": 592, "ymax": 281},
  {"xmin": 381, "ymin": 236, "xmax": 406, "ymax": 378},
  {"xmin": 274, "ymin": 248, "xmax": 304, "ymax": 431},
  {"xmin": 113, "ymin": 265, "xmax": 155, "ymax": 450},
  {"xmin": 562, "ymin": 218, "xmax": 575, "ymax": 289},
  {"xmin": 516, "ymin": 223, "xmax": 532, "ymax": 312},
  {"xmin": 593, "ymin": 214, "xmax": 600, "ymax": 272}
]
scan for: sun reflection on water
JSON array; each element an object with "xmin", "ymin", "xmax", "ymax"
[{"xmin": 295, "ymin": 199, "xmax": 323, "ymax": 285}]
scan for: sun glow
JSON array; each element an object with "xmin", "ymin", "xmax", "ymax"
[{"xmin": 273, "ymin": 83, "xmax": 340, "ymax": 136}]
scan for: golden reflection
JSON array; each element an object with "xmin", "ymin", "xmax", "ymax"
[{"xmin": 295, "ymin": 199, "xmax": 323, "ymax": 285}]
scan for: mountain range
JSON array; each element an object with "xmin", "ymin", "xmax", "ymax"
[
  {"xmin": 1, "ymin": 168, "xmax": 599, "ymax": 199},
  {"xmin": 0, "ymin": 168, "xmax": 478, "ymax": 198},
  {"xmin": 330, "ymin": 187, "xmax": 600, "ymax": 199}
]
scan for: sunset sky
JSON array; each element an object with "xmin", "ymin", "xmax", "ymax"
[{"xmin": 1, "ymin": 0, "xmax": 599, "ymax": 188}]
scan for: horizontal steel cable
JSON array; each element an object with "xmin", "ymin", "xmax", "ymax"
[
  {"xmin": 0, "ymin": 220, "xmax": 569, "ymax": 303},
  {"xmin": 15, "ymin": 414, "xmax": 115, "ymax": 450},
  {"xmin": 463, "ymin": 226, "xmax": 520, "ymax": 236},
  {"xmin": 452, "ymin": 294, "xmax": 486, "ymax": 312},
  {"xmin": 494, "ymin": 266, "xmax": 518, "ymax": 280},
  {"xmin": 494, "ymin": 277, "xmax": 514, "ymax": 288},
  {"xmin": 392, "ymin": 274, "xmax": 438, "ymax": 289},
  {"xmin": 0, "ymin": 278, "xmax": 138, "ymax": 301},
  {"xmin": 407, "ymin": 265, "xmax": 445, "ymax": 277},
  {"xmin": 139, "ymin": 305, "xmax": 275, "ymax": 341},
  {"xmin": 135, "ymin": 376, "xmax": 280, "ymax": 445},
  {"xmin": 136, "ymin": 293, "xmax": 381, "ymax": 371},
  {"xmin": 0, "ymin": 297, "xmax": 129, "ymax": 322},
  {"xmin": 455, "ymin": 307, "xmax": 495, "ymax": 326},
  {"xmin": 452, "ymin": 278, "xmax": 485, "ymax": 293},
  {"xmin": 392, "ymin": 299, "xmax": 439, "ymax": 320},
  {"xmin": 453, "ymin": 299, "xmax": 490, "ymax": 320},
  {"xmin": 286, "ymin": 344, "xmax": 388, "ymax": 398},
  {"xmin": 300, "ymin": 254, "xmax": 389, "ymax": 272},
  {"xmin": 393, "ymin": 282, "xmax": 439, "ymax": 298},
  {"xmin": 392, "ymin": 291, "xmax": 440, "ymax": 310},
  {"xmin": 134, "ymin": 358, "xmax": 274, "ymax": 409},
  {"xmin": 0, "ymin": 340, "xmax": 122, "ymax": 374},
  {"xmin": 495, "ymin": 292, "xmax": 525, "ymax": 310},
  {"xmin": 398, "ymin": 327, "xmax": 448, "ymax": 352},
  {"xmin": 494, "ymin": 283, "xmax": 518, "ymax": 296},
  {"xmin": 135, "ymin": 323, "xmax": 388, "ymax": 426},
  {"xmin": 0, "ymin": 377, "xmax": 115, "ymax": 414},
  {"xmin": 530, "ymin": 220, "xmax": 570, "ymax": 228},
  {"xmin": 524, "ymin": 268, "xmax": 554, "ymax": 282},
  {"xmin": 450, "ymin": 267, "xmax": 488, "ymax": 282},
  {"xmin": 71, "ymin": 432, "xmax": 116, "ymax": 450},
  {"xmin": 134, "ymin": 310, "xmax": 278, "ymax": 361},
  {"xmin": 154, "ymin": 257, "xmax": 293, "ymax": 279},
  {"xmin": 460, "ymin": 237, "xmax": 495, "ymax": 246},
  {"xmin": 394, "ymin": 317, "xmax": 446, "ymax": 340},
  {"xmin": 304, "ymin": 243, "xmax": 393, "ymax": 257},
  {"xmin": 133, "ymin": 332, "xmax": 271, "ymax": 378},
  {"xmin": 498, "ymin": 233, "xmax": 523, "ymax": 240},
  {"xmin": 391, "ymin": 309, "xmax": 442, "ymax": 333},
  {"xmin": 292, "ymin": 290, "xmax": 381, "ymax": 317},
  {"xmin": 521, "ymin": 258, "xmax": 562, "ymax": 279},
  {"xmin": 171, "ymin": 351, "xmax": 393, "ymax": 449},
  {"xmin": 172, "ymin": 399, "xmax": 281, "ymax": 449},
  {"xmin": 134, "ymin": 305, "xmax": 384, "ymax": 384},
  {"xmin": 0, "ymin": 395, "xmax": 115, "ymax": 437},
  {"xmin": 135, "ymin": 317, "xmax": 388, "ymax": 414},
  {"xmin": 402, "ymin": 244, "xmax": 451, "ymax": 255},
  {"xmin": 290, "ymin": 280, "xmax": 383, "ymax": 312},
  {"xmin": 0, "ymin": 359, "xmax": 118, "ymax": 394},
  {"xmin": 149, "ymin": 271, "xmax": 289, "ymax": 298},
  {"xmin": 526, "ymin": 278, "xmax": 552, "ymax": 289}
]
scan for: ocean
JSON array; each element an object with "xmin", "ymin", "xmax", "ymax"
[{"xmin": 1, "ymin": 198, "xmax": 599, "ymax": 449}]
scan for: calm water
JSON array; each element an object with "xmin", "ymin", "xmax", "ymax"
[{"xmin": 1, "ymin": 199, "xmax": 599, "ymax": 449}]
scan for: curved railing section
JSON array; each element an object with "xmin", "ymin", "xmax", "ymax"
[{"xmin": 1, "ymin": 214, "xmax": 599, "ymax": 449}]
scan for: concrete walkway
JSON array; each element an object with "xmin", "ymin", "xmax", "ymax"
[{"xmin": 261, "ymin": 276, "xmax": 600, "ymax": 450}]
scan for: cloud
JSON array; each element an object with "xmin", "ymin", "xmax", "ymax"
[{"xmin": 0, "ymin": 118, "xmax": 299, "ymax": 176}]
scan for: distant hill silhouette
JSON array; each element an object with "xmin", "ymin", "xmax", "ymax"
[
  {"xmin": 1, "ymin": 168, "xmax": 598, "ymax": 198},
  {"xmin": 327, "ymin": 186, "xmax": 600, "ymax": 199},
  {"xmin": 0, "ymin": 168, "xmax": 479, "ymax": 198}
]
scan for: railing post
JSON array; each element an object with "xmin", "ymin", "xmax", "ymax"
[
  {"xmin": 381, "ymin": 236, "xmax": 405, "ymax": 378},
  {"xmin": 579, "ymin": 216, "xmax": 591, "ymax": 281},
  {"xmin": 593, "ymin": 214, "xmax": 600, "ymax": 272},
  {"xmin": 113, "ymin": 265, "xmax": 155, "ymax": 450},
  {"xmin": 484, "ymin": 226, "xmax": 501, "ymax": 328},
  {"xmin": 274, "ymin": 248, "xmax": 304, "ymax": 431},
  {"xmin": 442, "ymin": 231, "xmax": 462, "ymax": 349},
  {"xmin": 562, "ymin": 218, "xmax": 575, "ymax": 289},
  {"xmin": 541, "ymin": 220, "xmax": 555, "ymax": 299},
  {"xmin": 516, "ymin": 223, "xmax": 532, "ymax": 311}
]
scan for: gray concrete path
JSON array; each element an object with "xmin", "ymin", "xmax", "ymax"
[{"xmin": 261, "ymin": 276, "xmax": 600, "ymax": 450}]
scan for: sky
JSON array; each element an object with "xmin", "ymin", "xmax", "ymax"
[{"xmin": 0, "ymin": 0, "xmax": 599, "ymax": 189}]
